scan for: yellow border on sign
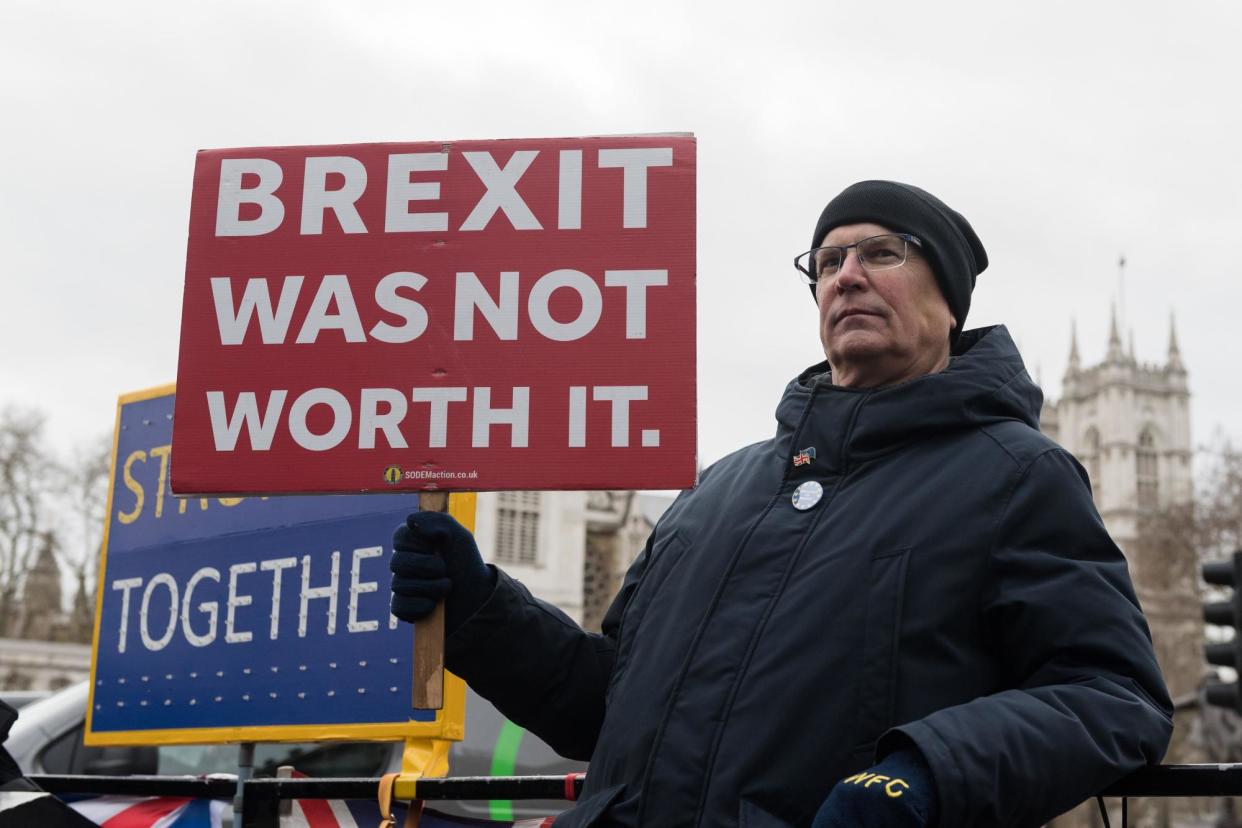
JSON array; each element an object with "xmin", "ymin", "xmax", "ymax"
[{"xmin": 84, "ymin": 384, "xmax": 468, "ymax": 747}]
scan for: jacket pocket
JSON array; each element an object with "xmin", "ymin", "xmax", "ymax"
[
  {"xmin": 738, "ymin": 799, "xmax": 798, "ymax": 828},
  {"xmin": 552, "ymin": 783, "xmax": 625, "ymax": 828},
  {"xmin": 850, "ymin": 546, "xmax": 911, "ymax": 752}
]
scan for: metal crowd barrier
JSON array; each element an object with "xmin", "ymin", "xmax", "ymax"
[{"xmin": 29, "ymin": 765, "xmax": 1242, "ymax": 827}]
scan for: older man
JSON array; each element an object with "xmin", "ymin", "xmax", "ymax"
[{"xmin": 390, "ymin": 181, "xmax": 1172, "ymax": 827}]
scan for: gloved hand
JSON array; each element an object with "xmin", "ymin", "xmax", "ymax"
[
  {"xmin": 389, "ymin": 512, "xmax": 496, "ymax": 634},
  {"xmin": 811, "ymin": 748, "xmax": 937, "ymax": 828}
]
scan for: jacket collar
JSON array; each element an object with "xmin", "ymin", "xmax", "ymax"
[{"xmin": 774, "ymin": 326, "xmax": 1042, "ymax": 474}]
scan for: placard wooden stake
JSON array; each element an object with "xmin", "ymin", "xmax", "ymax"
[
  {"xmin": 413, "ymin": 491, "xmax": 449, "ymax": 709},
  {"xmin": 411, "ymin": 491, "xmax": 478, "ymax": 710}
]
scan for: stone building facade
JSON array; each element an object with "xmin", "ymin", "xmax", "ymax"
[
  {"xmin": 469, "ymin": 489, "xmax": 671, "ymax": 629},
  {"xmin": 0, "ymin": 636, "xmax": 90, "ymax": 692},
  {"xmin": 581, "ymin": 491, "xmax": 672, "ymax": 631}
]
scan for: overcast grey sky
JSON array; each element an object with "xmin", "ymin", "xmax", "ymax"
[{"xmin": 3, "ymin": 0, "xmax": 1240, "ymax": 473}]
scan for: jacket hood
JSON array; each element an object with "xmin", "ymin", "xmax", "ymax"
[{"xmin": 776, "ymin": 325, "xmax": 1042, "ymax": 471}]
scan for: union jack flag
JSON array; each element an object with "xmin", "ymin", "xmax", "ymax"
[
  {"xmin": 793, "ymin": 447, "xmax": 816, "ymax": 467},
  {"xmin": 67, "ymin": 796, "xmax": 556, "ymax": 827},
  {"xmin": 67, "ymin": 795, "xmax": 227, "ymax": 827}
]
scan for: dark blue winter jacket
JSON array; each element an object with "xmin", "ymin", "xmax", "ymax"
[{"xmin": 446, "ymin": 325, "xmax": 1173, "ymax": 827}]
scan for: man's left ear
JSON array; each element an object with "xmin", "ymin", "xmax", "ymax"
[{"xmin": 949, "ymin": 314, "xmax": 958, "ymax": 331}]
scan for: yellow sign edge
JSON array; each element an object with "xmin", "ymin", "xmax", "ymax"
[
  {"xmin": 85, "ymin": 672, "xmax": 466, "ymax": 746},
  {"xmin": 85, "ymin": 383, "xmax": 469, "ymax": 747},
  {"xmin": 85, "ymin": 384, "xmax": 176, "ymax": 742}
]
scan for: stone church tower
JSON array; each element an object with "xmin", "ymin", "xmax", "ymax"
[
  {"xmin": 1041, "ymin": 309, "xmax": 1200, "ymax": 827},
  {"xmin": 1041, "ymin": 309, "xmax": 1193, "ymax": 558},
  {"xmin": 16, "ymin": 532, "xmax": 63, "ymax": 640}
]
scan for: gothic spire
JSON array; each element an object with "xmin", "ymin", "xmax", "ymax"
[
  {"xmin": 1068, "ymin": 318, "xmax": 1081, "ymax": 374},
  {"xmin": 1117, "ymin": 254, "xmax": 1128, "ymax": 334},
  {"xmin": 1107, "ymin": 303, "xmax": 1124, "ymax": 362},
  {"xmin": 1167, "ymin": 310, "xmax": 1184, "ymax": 372}
]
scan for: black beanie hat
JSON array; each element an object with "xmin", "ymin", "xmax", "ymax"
[{"xmin": 809, "ymin": 180, "xmax": 988, "ymax": 344}]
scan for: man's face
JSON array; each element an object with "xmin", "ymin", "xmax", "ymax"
[{"xmin": 816, "ymin": 222, "xmax": 955, "ymax": 388}]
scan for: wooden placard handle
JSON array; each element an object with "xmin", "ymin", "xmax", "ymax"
[{"xmin": 412, "ymin": 491, "xmax": 449, "ymax": 710}]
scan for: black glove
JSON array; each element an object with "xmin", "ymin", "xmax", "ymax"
[
  {"xmin": 389, "ymin": 511, "xmax": 496, "ymax": 634},
  {"xmin": 811, "ymin": 748, "xmax": 937, "ymax": 828}
]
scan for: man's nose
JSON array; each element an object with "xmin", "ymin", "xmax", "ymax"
[{"xmin": 835, "ymin": 251, "xmax": 868, "ymax": 292}]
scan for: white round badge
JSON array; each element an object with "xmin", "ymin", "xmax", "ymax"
[{"xmin": 791, "ymin": 480, "xmax": 824, "ymax": 511}]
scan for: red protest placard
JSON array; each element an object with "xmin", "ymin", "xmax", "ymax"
[{"xmin": 172, "ymin": 134, "xmax": 696, "ymax": 494}]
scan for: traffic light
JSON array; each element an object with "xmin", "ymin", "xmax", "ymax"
[{"xmin": 1203, "ymin": 550, "xmax": 1242, "ymax": 711}]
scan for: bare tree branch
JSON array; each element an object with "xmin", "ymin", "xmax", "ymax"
[{"xmin": 0, "ymin": 407, "xmax": 61, "ymax": 636}]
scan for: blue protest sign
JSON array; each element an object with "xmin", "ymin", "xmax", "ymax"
[{"xmin": 86, "ymin": 386, "xmax": 466, "ymax": 745}]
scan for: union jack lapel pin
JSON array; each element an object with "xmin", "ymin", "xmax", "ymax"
[{"xmin": 793, "ymin": 447, "xmax": 816, "ymax": 467}]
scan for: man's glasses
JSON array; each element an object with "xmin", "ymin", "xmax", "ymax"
[{"xmin": 794, "ymin": 233, "xmax": 923, "ymax": 285}]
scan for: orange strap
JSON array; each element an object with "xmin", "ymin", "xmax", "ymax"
[{"xmin": 378, "ymin": 773, "xmax": 423, "ymax": 828}]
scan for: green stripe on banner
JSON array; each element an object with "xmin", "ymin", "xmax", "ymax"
[{"xmin": 488, "ymin": 718, "xmax": 526, "ymax": 821}]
